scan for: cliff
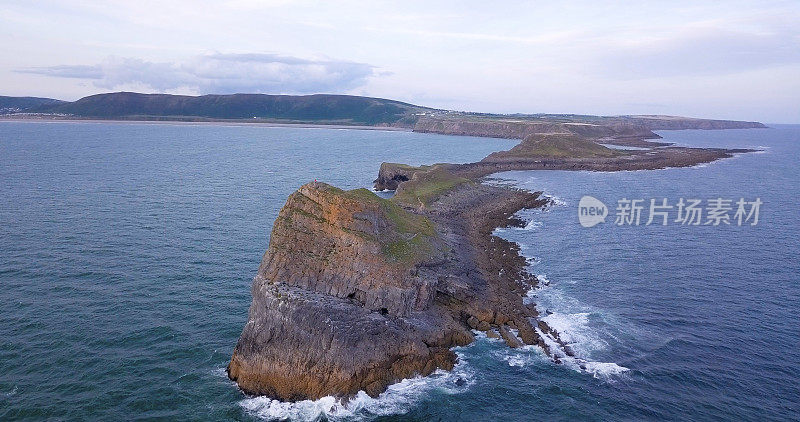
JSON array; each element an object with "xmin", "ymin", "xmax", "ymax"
[
  {"xmin": 228, "ymin": 182, "xmax": 552, "ymax": 400},
  {"xmin": 619, "ymin": 115, "xmax": 767, "ymax": 130},
  {"xmin": 411, "ymin": 116, "xmax": 658, "ymax": 140},
  {"xmin": 229, "ymin": 175, "xmax": 558, "ymax": 400},
  {"xmin": 409, "ymin": 115, "xmax": 765, "ymax": 141}
]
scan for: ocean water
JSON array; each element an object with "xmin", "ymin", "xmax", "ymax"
[
  {"xmin": 0, "ymin": 121, "xmax": 798, "ymax": 420},
  {"xmin": 488, "ymin": 126, "xmax": 800, "ymax": 421}
]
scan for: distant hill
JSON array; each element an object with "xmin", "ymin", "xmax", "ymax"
[
  {"xmin": 32, "ymin": 92, "xmax": 429, "ymax": 125},
  {"xmin": 0, "ymin": 95, "xmax": 65, "ymax": 113},
  {"xmin": 2, "ymin": 91, "xmax": 766, "ymax": 135}
]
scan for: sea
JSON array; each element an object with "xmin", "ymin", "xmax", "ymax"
[{"xmin": 0, "ymin": 121, "xmax": 797, "ymax": 421}]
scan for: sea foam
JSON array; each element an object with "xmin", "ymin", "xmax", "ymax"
[{"xmin": 239, "ymin": 350, "xmax": 475, "ymax": 421}]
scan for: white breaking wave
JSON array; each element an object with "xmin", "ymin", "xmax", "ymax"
[
  {"xmin": 480, "ymin": 314, "xmax": 628, "ymax": 380},
  {"xmin": 239, "ymin": 350, "xmax": 475, "ymax": 421},
  {"xmin": 534, "ymin": 322, "xmax": 629, "ymax": 381},
  {"xmin": 543, "ymin": 194, "xmax": 567, "ymax": 207},
  {"xmin": 523, "ymin": 220, "xmax": 543, "ymax": 230},
  {"xmin": 497, "ymin": 344, "xmax": 547, "ymax": 368},
  {"xmin": 528, "ymin": 280, "xmax": 629, "ymax": 381},
  {"xmin": 541, "ymin": 312, "xmax": 606, "ymax": 354}
]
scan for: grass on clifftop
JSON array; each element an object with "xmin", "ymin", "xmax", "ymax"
[
  {"xmin": 343, "ymin": 188, "xmax": 435, "ymax": 235},
  {"xmin": 330, "ymin": 187, "xmax": 440, "ymax": 264},
  {"xmin": 497, "ymin": 134, "xmax": 627, "ymax": 159},
  {"xmin": 391, "ymin": 168, "xmax": 472, "ymax": 207}
]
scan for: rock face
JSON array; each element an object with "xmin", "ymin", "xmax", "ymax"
[
  {"xmin": 411, "ymin": 117, "xmax": 656, "ymax": 140},
  {"xmin": 229, "ymin": 181, "xmax": 550, "ymax": 400},
  {"xmin": 229, "ymin": 183, "xmax": 497, "ymax": 399},
  {"xmin": 409, "ymin": 116, "xmax": 764, "ymax": 140},
  {"xmin": 373, "ymin": 162, "xmax": 453, "ymax": 192},
  {"xmin": 256, "ymin": 183, "xmax": 445, "ymax": 317}
]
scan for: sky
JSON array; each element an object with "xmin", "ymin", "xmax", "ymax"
[{"xmin": 1, "ymin": 0, "xmax": 798, "ymax": 122}]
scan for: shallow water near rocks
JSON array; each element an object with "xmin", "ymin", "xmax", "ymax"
[{"xmin": 1, "ymin": 121, "xmax": 798, "ymax": 420}]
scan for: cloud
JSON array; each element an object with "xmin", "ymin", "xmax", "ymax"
[
  {"xmin": 16, "ymin": 53, "xmax": 378, "ymax": 94},
  {"xmin": 596, "ymin": 26, "xmax": 800, "ymax": 79},
  {"xmin": 21, "ymin": 64, "xmax": 105, "ymax": 79}
]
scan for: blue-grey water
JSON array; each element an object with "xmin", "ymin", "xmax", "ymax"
[{"xmin": 0, "ymin": 121, "xmax": 798, "ymax": 420}]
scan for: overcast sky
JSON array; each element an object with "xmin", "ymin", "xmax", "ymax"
[{"xmin": 2, "ymin": 0, "xmax": 798, "ymax": 122}]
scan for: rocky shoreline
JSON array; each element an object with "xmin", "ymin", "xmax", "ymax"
[{"xmin": 229, "ymin": 124, "xmax": 760, "ymax": 401}]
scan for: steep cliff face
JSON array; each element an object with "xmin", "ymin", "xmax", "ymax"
[
  {"xmin": 258, "ymin": 183, "xmax": 446, "ymax": 316},
  {"xmin": 228, "ymin": 182, "xmax": 475, "ymax": 400}
]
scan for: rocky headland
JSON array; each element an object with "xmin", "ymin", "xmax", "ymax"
[
  {"xmin": 229, "ymin": 118, "xmax": 762, "ymax": 401},
  {"xmin": 228, "ymin": 180, "xmax": 551, "ymax": 400}
]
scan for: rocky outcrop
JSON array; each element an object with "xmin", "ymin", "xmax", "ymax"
[
  {"xmin": 373, "ymin": 162, "xmax": 455, "ymax": 191},
  {"xmin": 255, "ymin": 183, "xmax": 446, "ymax": 316},
  {"xmin": 619, "ymin": 115, "xmax": 767, "ymax": 130},
  {"xmin": 372, "ymin": 134, "xmax": 755, "ymax": 188},
  {"xmin": 411, "ymin": 117, "xmax": 657, "ymax": 140},
  {"xmin": 410, "ymin": 115, "xmax": 764, "ymax": 141},
  {"xmin": 228, "ymin": 181, "xmax": 547, "ymax": 400}
]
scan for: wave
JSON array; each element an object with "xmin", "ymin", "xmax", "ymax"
[
  {"xmin": 238, "ymin": 350, "xmax": 475, "ymax": 421},
  {"xmin": 534, "ymin": 321, "xmax": 629, "ymax": 381},
  {"xmin": 487, "ymin": 176, "xmax": 630, "ymax": 382},
  {"xmin": 543, "ymin": 194, "xmax": 567, "ymax": 207},
  {"xmin": 529, "ymin": 279, "xmax": 629, "ymax": 381},
  {"xmin": 523, "ymin": 220, "xmax": 542, "ymax": 230},
  {"xmin": 479, "ymin": 316, "xmax": 629, "ymax": 381}
]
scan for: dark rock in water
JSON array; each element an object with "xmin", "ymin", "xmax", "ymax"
[
  {"xmin": 455, "ymin": 377, "xmax": 466, "ymax": 387},
  {"xmin": 498, "ymin": 325, "xmax": 523, "ymax": 348},
  {"xmin": 516, "ymin": 321, "xmax": 539, "ymax": 345}
]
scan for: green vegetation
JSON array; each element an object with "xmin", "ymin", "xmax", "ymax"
[
  {"xmin": 320, "ymin": 185, "xmax": 440, "ymax": 264},
  {"xmin": 33, "ymin": 92, "xmax": 426, "ymax": 125},
  {"xmin": 382, "ymin": 234, "xmax": 435, "ymax": 264},
  {"xmin": 500, "ymin": 134, "xmax": 627, "ymax": 159},
  {"xmin": 0, "ymin": 95, "xmax": 64, "ymax": 111},
  {"xmin": 350, "ymin": 190, "xmax": 435, "ymax": 236},
  {"xmin": 384, "ymin": 163, "xmax": 435, "ymax": 172},
  {"xmin": 392, "ymin": 168, "xmax": 472, "ymax": 207}
]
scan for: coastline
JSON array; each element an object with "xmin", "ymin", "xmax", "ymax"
[
  {"xmin": 227, "ymin": 125, "xmax": 763, "ymax": 400},
  {"xmin": 0, "ymin": 116, "xmax": 411, "ymax": 132}
]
